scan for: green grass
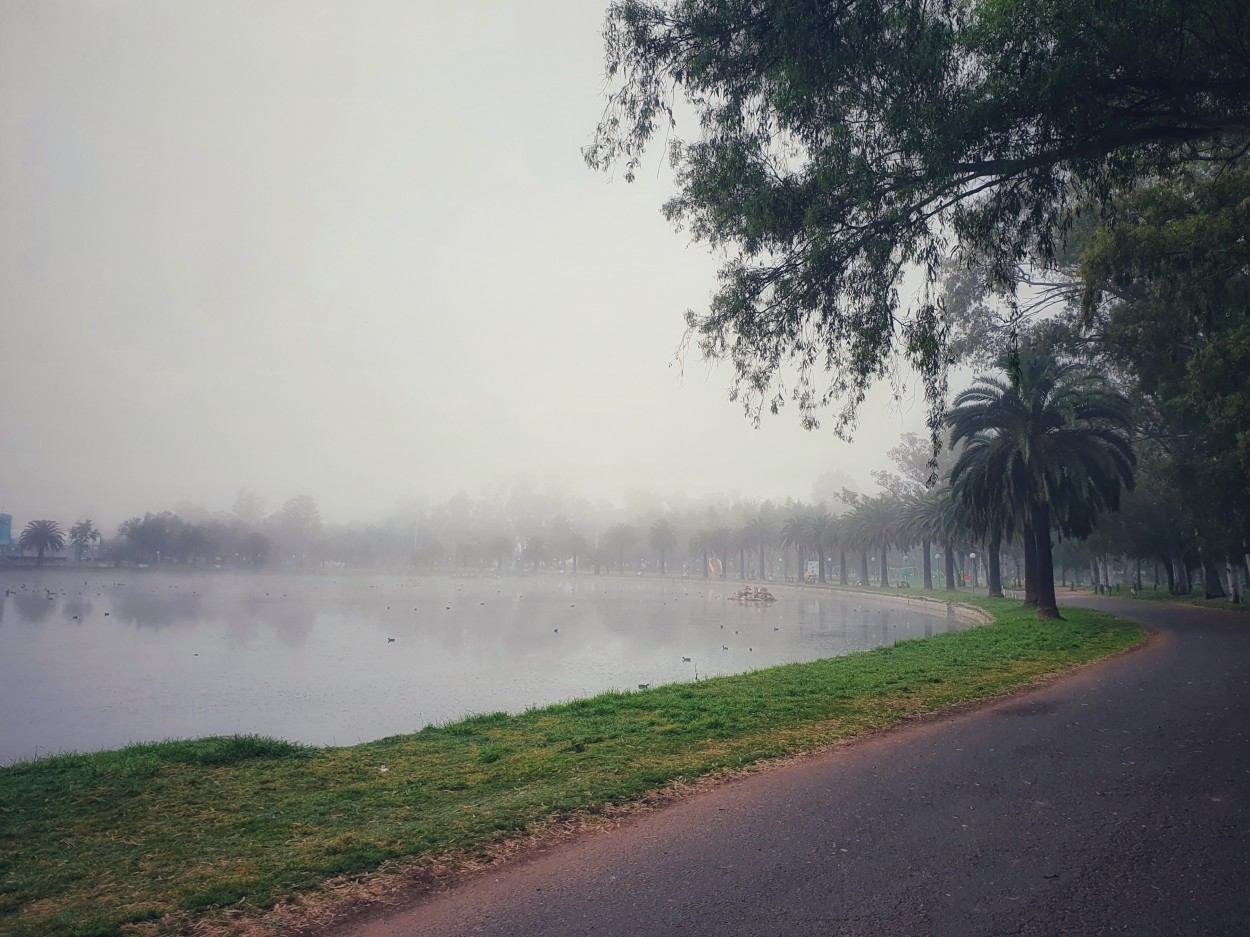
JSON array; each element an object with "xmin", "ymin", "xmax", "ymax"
[
  {"xmin": 1049, "ymin": 582, "xmax": 1250, "ymax": 614},
  {"xmin": 0, "ymin": 598, "xmax": 1143, "ymax": 937}
]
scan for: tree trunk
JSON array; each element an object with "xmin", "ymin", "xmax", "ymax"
[
  {"xmin": 943, "ymin": 539, "xmax": 956, "ymax": 591},
  {"xmin": 740, "ymin": 547, "xmax": 747, "ymax": 580},
  {"xmin": 702, "ymin": 548, "xmax": 709, "ymax": 578},
  {"xmin": 879, "ymin": 545, "xmax": 889, "ymax": 588},
  {"xmin": 861, "ymin": 551, "xmax": 871, "ymax": 587},
  {"xmin": 1226, "ymin": 557, "xmax": 1242, "ymax": 603},
  {"xmin": 1202, "ymin": 556, "xmax": 1226, "ymax": 599},
  {"xmin": 839, "ymin": 549, "xmax": 848, "ymax": 586},
  {"xmin": 797, "ymin": 547, "xmax": 806, "ymax": 581},
  {"xmin": 659, "ymin": 549, "xmax": 666, "ymax": 576},
  {"xmin": 1176, "ymin": 556, "xmax": 1192, "ymax": 595},
  {"xmin": 818, "ymin": 547, "xmax": 827, "ymax": 584},
  {"xmin": 1022, "ymin": 519, "xmax": 1038, "ymax": 608},
  {"xmin": 759, "ymin": 544, "xmax": 767, "ymax": 581},
  {"xmin": 1090, "ymin": 558, "xmax": 1101, "ymax": 594},
  {"xmin": 1032, "ymin": 503, "xmax": 1061, "ymax": 620},
  {"xmin": 986, "ymin": 531, "xmax": 1003, "ymax": 598},
  {"xmin": 922, "ymin": 537, "xmax": 933, "ymax": 590}
]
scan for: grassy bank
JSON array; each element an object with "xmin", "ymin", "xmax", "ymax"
[
  {"xmin": 1081, "ymin": 586, "xmax": 1250, "ymax": 614},
  {"xmin": 1, "ymin": 598, "xmax": 1143, "ymax": 937}
]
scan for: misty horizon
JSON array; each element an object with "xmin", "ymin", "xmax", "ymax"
[{"xmin": 1, "ymin": 1, "xmax": 937, "ymax": 529}]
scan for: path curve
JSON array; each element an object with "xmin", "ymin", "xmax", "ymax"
[{"xmin": 332, "ymin": 597, "xmax": 1250, "ymax": 937}]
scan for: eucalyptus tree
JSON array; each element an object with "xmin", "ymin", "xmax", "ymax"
[
  {"xmin": 523, "ymin": 537, "xmax": 547, "ymax": 573},
  {"xmin": 604, "ymin": 523, "xmax": 636, "ymax": 574},
  {"xmin": 488, "ymin": 534, "xmax": 514, "ymax": 571},
  {"xmin": 19, "ymin": 520, "xmax": 65, "ymax": 566},
  {"xmin": 588, "ymin": 0, "xmax": 1250, "ymax": 438},
  {"xmin": 948, "ymin": 353, "xmax": 1136, "ymax": 619},
  {"xmin": 649, "ymin": 517, "xmax": 677, "ymax": 575},
  {"xmin": 68, "ymin": 519, "xmax": 101, "ymax": 562}
]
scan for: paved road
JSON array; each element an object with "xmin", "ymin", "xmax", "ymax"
[{"xmin": 337, "ymin": 598, "xmax": 1250, "ymax": 936}]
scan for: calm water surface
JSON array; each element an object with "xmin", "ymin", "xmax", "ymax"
[{"xmin": 0, "ymin": 571, "xmax": 969, "ymax": 763}]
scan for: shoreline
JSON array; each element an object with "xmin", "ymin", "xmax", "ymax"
[{"xmin": 0, "ymin": 594, "xmax": 1145, "ymax": 937}]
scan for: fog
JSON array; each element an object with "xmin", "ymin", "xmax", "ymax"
[{"xmin": 1, "ymin": 1, "xmax": 929, "ymax": 528}]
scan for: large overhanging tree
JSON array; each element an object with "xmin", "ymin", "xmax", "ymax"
[{"xmin": 586, "ymin": 0, "xmax": 1250, "ymax": 435}]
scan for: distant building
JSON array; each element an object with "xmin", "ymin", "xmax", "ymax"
[{"xmin": 0, "ymin": 513, "xmax": 12, "ymax": 555}]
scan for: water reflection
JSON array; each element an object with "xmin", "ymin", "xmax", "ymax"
[
  {"xmin": 0, "ymin": 572, "xmax": 970, "ymax": 763},
  {"xmin": 13, "ymin": 592, "xmax": 54, "ymax": 623}
]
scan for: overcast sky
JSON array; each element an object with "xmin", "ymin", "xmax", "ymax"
[{"xmin": 0, "ymin": 0, "xmax": 934, "ymax": 527}]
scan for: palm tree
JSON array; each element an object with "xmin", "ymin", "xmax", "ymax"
[
  {"xmin": 743, "ymin": 514, "xmax": 777, "ymax": 580},
  {"xmin": 805, "ymin": 511, "xmax": 837, "ymax": 584},
  {"xmin": 564, "ymin": 531, "xmax": 588, "ymax": 573},
  {"xmin": 947, "ymin": 352, "xmax": 1135, "ymax": 619},
  {"xmin": 780, "ymin": 513, "xmax": 809, "ymax": 581},
  {"xmin": 690, "ymin": 530, "xmax": 714, "ymax": 579},
  {"xmin": 949, "ymin": 450, "xmax": 1020, "ymax": 598},
  {"xmin": 649, "ymin": 517, "xmax": 677, "ymax": 575},
  {"xmin": 19, "ymin": 520, "xmax": 66, "ymax": 566},
  {"xmin": 711, "ymin": 525, "xmax": 733, "ymax": 578},
  {"xmin": 844, "ymin": 497, "xmax": 901, "ymax": 587},
  {"xmin": 900, "ymin": 493, "xmax": 944, "ymax": 591}
]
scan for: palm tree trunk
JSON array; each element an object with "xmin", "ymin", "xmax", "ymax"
[
  {"xmin": 922, "ymin": 538, "xmax": 933, "ymax": 590},
  {"xmin": 817, "ymin": 546, "xmax": 827, "ymax": 584},
  {"xmin": 943, "ymin": 539, "xmax": 955, "ymax": 591},
  {"xmin": 839, "ymin": 549, "xmax": 848, "ymax": 586},
  {"xmin": 702, "ymin": 548, "xmax": 709, "ymax": 579},
  {"xmin": 1032, "ymin": 503, "xmax": 1061, "ymax": 620},
  {"xmin": 987, "ymin": 531, "xmax": 1003, "ymax": 597},
  {"xmin": 740, "ymin": 547, "xmax": 747, "ymax": 580},
  {"xmin": 759, "ymin": 544, "xmax": 767, "ymax": 581},
  {"xmin": 879, "ymin": 545, "xmax": 889, "ymax": 588},
  {"xmin": 1022, "ymin": 521, "xmax": 1038, "ymax": 608},
  {"xmin": 861, "ymin": 551, "xmax": 870, "ymax": 587}
]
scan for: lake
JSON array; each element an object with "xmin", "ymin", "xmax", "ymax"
[{"xmin": 0, "ymin": 571, "xmax": 970, "ymax": 764}]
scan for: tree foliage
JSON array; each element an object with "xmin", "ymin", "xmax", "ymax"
[
  {"xmin": 588, "ymin": 0, "xmax": 1250, "ymax": 435},
  {"xmin": 947, "ymin": 352, "xmax": 1136, "ymax": 617},
  {"xmin": 19, "ymin": 520, "xmax": 65, "ymax": 564}
]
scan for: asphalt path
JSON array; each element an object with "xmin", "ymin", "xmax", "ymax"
[{"xmin": 336, "ymin": 597, "xmax": 1250, "ymax": 937}]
